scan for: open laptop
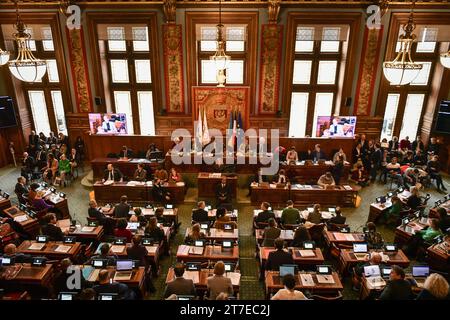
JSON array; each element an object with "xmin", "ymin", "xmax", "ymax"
[
  {"xmin": 273, "ymin": 264, "xmax": 298, "ymax": 285},
  {"xmin": 223, "ymin": 224, "xmax": 233, "ymax": 232},
  {"xmin": 303, "ymin": 241, "xmax": 316, "ymax": 250},
  {"xmin": 114, "ymin": 260, "xmax": 133, "ymax": 281},
  {"xmin": 412, "ymin": 266, "xmax": 430, "ymax": 287},
  {"xmin": 353, "ymin": 243, "xmax": 369, "ymax": 260},
  {"xmin": 165, "ymin": 204, "xmax": 174, "ymax": 209},
  {"xmin": 222, "ymin": 240, "xmax": 233, "ymax": 250},
  {"xmin": 381, "ymin": 266, "xmax": 392, "ymax": 280},
  {"xmin": 384, "ymin": 243, "xmax": 397, "ymax": 253},
  {"xmin": 316, "ymin": 265, "xmax": 335, "ymax": 284},
  {"xmin": 364, "ymin": 265, "xmax": 386, "ymax": 287},
  {"xmin": 58, "ymin": 292, "xmax": 77, "ymax": 301},
  {"xmin": 224, "ymin": 262, "xmax": 235, "ymax": 273}
]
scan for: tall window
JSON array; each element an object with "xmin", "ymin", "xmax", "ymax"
[
  {"xmin": 381, "ymin": 26, "xmax": 436, "ymax": 141},
  {"xmin": 289, "ymin": 26, "xmax": 347, "ymax": 137},
  {"xmin": 97, "ymin": 24, "xmax": 155, "ymax": 135},
  {"xmin": 197, "ymin": 25, "xmax": 246, "ymax": 85},
  {"xmin": 2, "ymin": 25, "xmax": 68, "ymax": 136}
]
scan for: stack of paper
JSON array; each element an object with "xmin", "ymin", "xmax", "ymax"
[
  {"xmin": 227, "ymin": 272, "xmax": 241, "ymax": 286},
  {"xmin": 177, "ymin": 245, "xmax": 190, "ymax": 255},
  {"xmin": 14, "ymin": 215, "xmax": 28, "ymax": 223},
  {"xmin": 145, "ymin": 246, "xmax": 158, "ymax": 254},
  {"xmin": 184, "ymin": 271, "xmax": 200, "ymax": 284},
  {"xmin": 110, "ymin": 245, "xmax": 125, "ymax": 253},
  {"xmin": 189, "ymin": 246, "xmax": 204, "ymax": 255},
  {"xmin": 316, "ymin": 275, "xmax": 335, "ymax": 284},
  {"xmin": 300, "ymin": 274, "xmax": 314, "ymax": 286},
  {"xmin": 298, "ymin": 250, "xmax": 316, "ymax": 257},
  {"xmin": 81, "ymin": 226, "xmax": 95, "ymax": 232},
  {"xmin": 28, "ymin": 243, "xmax": 45, "ymax": 251},
  {"xmin": 54, "ymin": 245, "xmax": 71, "ymax": 253}
]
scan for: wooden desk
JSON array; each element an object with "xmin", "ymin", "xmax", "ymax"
[
  {"xmin": 197, "ymin": 172, "xmax": 237, "ymax": 199},
  {"xmin": 67, "ymin": 225, "xmax": 104, "ymax": 242},
  {"xmin": 337, "ymin": 249, "xmax": 410, "ymax": 275},
  {"xmin": 2, "ymin": 206, "xmax": 40, "ymax": 238},
  {"xmin": 91, "ymin": 157, "xmax": 162, "ymax": 181},
  {"xmin": 93, "ymin": 181, "xmax": 185, "ymax": 204},
  {"xmin": 265, "ymin": 271, "xmax": 343, "ymax": 299},
  {"xmin": 394, "ymin": 219, "xmax": 428, "ymax": 246},
  {"xmin": 207, "ymin": 209, "xmax": 238, "ymax": 221},
  {"xmin": 290, "ymin": 184, "xmax": 358, "ymax": 207},
  {"xmin": 359, "ymin": 274, "xmax": 421, "ymax": 300},
  {"xmin": 185, "ymin": 228, "xmax": 239, "ymax": 241},
  {"xmin": 137, "ymin": 207, "xmax": 178, "ymax": 224},
  {"xmin": 427, "ymin": 244, "xmax": 450, "ymax": 272},
  {"xmin": 0, "ymin": 197, "xmax": 12, "ymax": 214},
  {"xmin": 176, "ymin": 244, "xmax": 239, "ymax": 263},
  {"xmin": 0, "ymin": 263, "xmax": 53, "ymax": 288},
  {"xmin": 253, "ymin": 209, "xmax": 335, "ymax": 223},
  {"xmin": 255, "ymin": 229, "xmax": 294, "ymax": 244},
  {"xmin": 17, "ymin": 240, "xmax": 82, "ymax": 260},
  {"xmin": 429, "ymin": 200, "xmax": 450, "ymax": 218},
  {"xmin": 95, "ymin": 242, "xmax": 160, "ymax": 266},
  {"xmin": 281, "ymin": 161, "xmax": 350, "ymax": 183},
  {"xmin": 323, "ymin": 231, "xmax": 366, "ymax": 247},
  {"xmin": 368, "ymin": 191, "xmax": 412, "ymax": 222},
  {"xmin": 250, "ymin": 184, "xmax": 290, "ymax": 205},
  {"xmin": 165, "ymin": 268, "xmax": 240, "ymax": 297},
  {"xmin": 36, "ymin": 186, "xmax": 71, "ymax": 219}
]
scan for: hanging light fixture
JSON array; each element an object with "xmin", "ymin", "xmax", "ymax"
[
  {"xmin": 8, "ymin": 0, "xmax": 47, "ymax": 82},
  {"xmin": 0, "ymin": 48, "xmax": 10, "ymax": 66},
  {"xmin": 382, "ymin": 1, "xmax": 422, "ymax": 85},
  {"xmin": 440, "ymin": 50, "xmax": 450, "ymax": 69},
  {"xmin": 210, "ymin": 0, "xmax": 230, "ymax": 86}
]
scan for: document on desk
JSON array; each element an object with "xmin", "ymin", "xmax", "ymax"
[
  {"xmin": 13, "ymin": 215, "xmax": 28, "ymax": 223},
  {"xmin": 227, "ymin": 272, "xmax": 241, "ymax": 286},
  {"xmin": 81, "ymin": 226, "xmax": 95, "ymax": 232},
  {"xmin": 298, "ymin": 250, "xmax": 316, "ymax": 258},
  {"xmin": 189, "ymin": 246, "xmax": 204, "ymax": 255},
  {"xmin": 300, "ymin": 274, "xmax": 315, "ymax": 287},
  {"xmin": 28, "ymin": 243, "xmax": 46, "ymax": 251},
  {"xmin": 282, "ymin": 230, "xmax": 294, "ymax": 239},
  {"xmin": 184, "ymin": 271, "xmax": 200, "ymax": 284},
  {"xmin": 343, "ymin": 185, "xmax": 353, "ymax": 191},
  {"xmin": 177, "ymin": 245, "xmax": 190, "ymax": 256},
  {"xmin": 145, "ymin": 246, "xmax": 158, "ymax": 254},
  {"xmin": 110, "ymin": 245, "xmax": 126, "ymax": 253},
  {"xmin": 316, "ymin": 275, "xmax": 335, "ymax": 284},
  {"xmin": 54, "ymin": 245, "xmax": 71, "ymax": 253},
  {"xmin": 333, "ymin": 233, "xmax": 354, "ymax": 241}
]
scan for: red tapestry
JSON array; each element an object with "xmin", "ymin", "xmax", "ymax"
[
  {"xmin": 258, "ymin": 24, "xmax": 283, "ymax": 114},
  {"xmin": 192, "ymin": 87, "xmax": 249, "ymax": 133},
  {"xmin": 163, "ymin": 24, "xmax": 185, "ymax": 113},
  {"xmin": 354, "ymin": 26, "xmax": 383, "ymax": 116},
  {"xmin": 66, "ymin": 28, "xmax": 93, "ymax": 113}
]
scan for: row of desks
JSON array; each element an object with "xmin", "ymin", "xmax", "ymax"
[{"xmin": 250, "ymin": 184, "xmax": 359, "ymax": 207}]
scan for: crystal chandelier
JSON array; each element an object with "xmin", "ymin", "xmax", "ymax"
[
  {"xmin": 0, "ymin": 48, "xmax": 10, "ymax": 66},
  {"xmin": 8, "ymin": 0, "xmax": 47, "ymax": 82},
  {"xmin": 210, "ymin": 0, "xmax": 230, "ymax": 87},
  {"xmin": 382, "ymin": 2, "xmax": 422, "ymax": 85}
]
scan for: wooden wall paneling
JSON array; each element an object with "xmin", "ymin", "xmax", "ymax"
[{"xmin": 354, "ymin": 116, "xmax": 383, "ymax": 141}]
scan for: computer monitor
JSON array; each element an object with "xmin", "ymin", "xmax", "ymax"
[
  {"xmin": 92, "ymin": 259, "xmax": 107, "ymax": 268},
  {"xmin": 307, "ymin": 207, "xmax": 314, "ymax": 213},
  {"xmin": 59, "ymin": 292, "xmax": 76, "ymax": 301},
  {"xmin": 387, "ymin": 192, "xmax": 394, "ymax": 198},
  {"xmin": 381, "ymin": 267, "xmax": 392, "ymax": 278},
  {"xmin": 363, "ymin": 265, "xmax": 381, "ymax": 277},
  {"xmin": 340, "ymin": 226, "xmax": 350, "ymax": 233},
  {"xmin": 412, "ymin": 266, "xmax": 430, "ymax": 277},
  {"xmin": 279, "ymin": 264, "xmax": 297, "ymax": 277},
  {"xmin": 142, "ymin": 238, "xmax": 153, "ymax": 245},
  {"xmin": 114, "ymin": 237, "xmax": 126, "ymax": 245},
  {"xmin": 224, "ymin": 263, "xmax": 234, "ymax": 272},
  {"xmin": 0, "ymin": 256, "xmax": 13, "ymax": 266},
  {"xmin": 302, "ymin": 241, "xmax": 316, "ymax": 250},
  {"xmin": 328, "ymin": 207, "xmax": 336, "ymax": 213},
  {"xmin": 63, "ymin": 236, "xmax": 76, "ymax": 244},
  {"xmin": 317, "ymin": 265, "xmax": 332, "ymax": 275},
  {"xmin": 200, "ymin": 223, "xmax": 209, "ymax": 230},
  {"xmin": 353, "ymin": 243, "xmax": 368, "ymax": 253},
  {"xmin": 402, "ymin": 217, "xmax": 410, "ymax": 226},
  {"xmin": 194, "ymin": 240, "xmax": 204, "ymax": 247},
  {"xmin": 59, "ymin": 192, "xmax": 66, "ymax": 199},
  {"xmin": 116, "ymin": 260, "xmax": 133, "ymax": 271},
  {"xmin": 222, "ymin": 240, "xmax": 233, "ymax": 249},
  {"xmin": 185, "ymin": 262, "xmax": 201, "ymax": 271},
  {"xmin": 223, "ymin": 224, "xmax": 233, "ymax": 231},
  {"xmin": 31, "ymin": 257, "xmax": 46, "ymax": 266},
  {"xmin": 98, "ymin": 293, "xmax": 118, "ymax": 301},
  {"xmin": 36, "ymin": 235, "xmax": 48, "ymax": 243},
  {"xmin": 88, "ymin": 220, "xmax": 99, "ymax": 227},
  {"xmin": 384, "ymin": 244, "xmax": 397, "ymax": 252},
  {"xmin": 165, "ymin": 204, "xmax": 174, "ymax": 209},
  {"xmin": 127, "ymin": 222, "xmax": 140, "ymax": 230},
  {"xmin": 177, "ymin": 295, "xmax": 195, "ymax": 300}
]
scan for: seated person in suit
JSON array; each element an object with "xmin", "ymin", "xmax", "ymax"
[
  {"xmin": 145, "ymin": 143, "xmax": 161, "ymax": 160},
  {"xmin": 213, "ymin": 207, "xmax": 237, "ymax": 229},
  {"xmin": 88, "ymin": 200, "xmax": 115, "ymax": 235},
  {"xmin": 144, "ymin": 217, "xmax": 165, "ymax": 243},
  {"xmin": 126, "ymin": 235, "xmax": 148, "ymax": 267},
  {"xmin": 281, "ymin": 200, "xmax": 301, "ymax": 225},
  {"xmin": 290, "ymin": 226, "xmax": 311, "ymax": 247},
  {"xmin": 186, "ymin": 223, "xmax": 206, "ymax": 243},
  {"xmin": 2, "ymin": 243, "xmax": 32, "ymax": 263},
  {"xmin": 169, "ymin": 167, "xmax": 182, "ymax": 183},
  {"xmin": 255, "ymin": 202, "xmax": 275, "ymax": 224},
  {"xmin": 317, "ymin": 172, "xmax": 336, "ymax": 188},
  {"xmin": 379, "ymin": 265, "xmax": 413, "ymax": 300},
  {"xmin": 152, "ymin": 178, "xmax": 171, "ymax": 203},
  {"xmin": 87, "ymin": 243, "xmax": 117, "ymax": 266},
  {"xmin": 271, "ymin": 274, "xmax": 308, "ymax": 300},
  {"xmin": 192, "ymin": 201, "xmax": 209, "ymax": 223},
  {"xmin": 307, "ymin": 204, "xmax": 322, "ymax": 225},
  {"xmin": 163, "ymin": 263, "xmax": 197, "ymax": 299},
  {"xmin": 328, "ymin": 206, "xmax": 346, "ymax": 225},
  {"xmin": 207, "ymin": 261, "xmax": 233, "ymax": 300},
  {"xmin": 265, "ymin": 238, "xmax": 294, "ymax": 271},
  {"xmin": 333, "ymin": 148, "xmax": 347, "ymax": 163},
  {"xmin": 311, "ymin": 144, "xmax": 326, "ymax": 162},
  {"xmin": 286, "ymin": 146, "xmax": 298, "ymax": 165},
  {"xmin": 41, "ymin": 213, "xmax": 67, "ymax": 241},
  {"xmin": 93, "ymin": 269, "xmax": 136, "ymax": 300},
  {"xmin": 215, "ymin": 176, "xmax": 231, "ymax": 206},
  {"xmin": 129, "ymin": 207, "xmax": 148, "ymax": 227},
  {"xmin": 114, "ymin": 218, "xmax": 133, "ymax": 243},
  {"xmin": 21, "ymin": 151, "xmax": 35, "ymax": 178},
  {"xmin": 114, "ymin": 195, "xmax": 131, "ymax": 219},
  {"xmin": 133, "ymin": 163, "xmax": 147, "ymax": 182},
  {"xmin": 118, "ymin": 145, "xmax": 133, "ymax": 159},
  {"xmin": 437, "ymin": 207, "xmax": 450, "ymax": 233},
  {"xmin": 102, "ymin": 163, "xmax": 123, "ymax": 182},
  {"xmin": 14, "ymin": 176, "xmax": 29, "ymax": 204},
  {"xmin": 275, "ymin": 169, "xmax": 288, "ymax": 184},
  {"xmin": 54, "ymin": 258, "xmax": 90, "ymax": 294},
  {"xmin": 416, "ymin": 273, "xmax": 450, "ymax": 300},
  {"xmin": 353, "ymin": 252, "xmax": 383, "ymax": 291},
  {"xmin": 262, "ymin": 218, "xmax": 281, "ymax": 247}
]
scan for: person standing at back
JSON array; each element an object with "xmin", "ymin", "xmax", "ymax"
[{"xmin": 114, "ymin": 195, "xmax": 130, "ymax": 219}]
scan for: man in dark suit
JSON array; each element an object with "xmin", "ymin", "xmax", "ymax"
[
  {"xmin": 119, "ymin": 145, "xmax": 133, "ymax": 158},
  {"xmin": 163, "ymin": 263, "xmax": 197, "ymax": 299},
  {"xmin": 255, "ymin": 202, "xmax": 275, "ymax": 224},
  {"xmin": 14, "ymin": 176, "xmax": 29, "ymax": 204},
  {"xmin": 370, "ymin": 143, "xmax": 383, "ymax": 182},
  {"xmin": 88, "ymin": 200, "xmax": 115, "ymax": 235},
  {"xmin": 328, "ymin": 207, "xmax": 346, "ymax": 225},
  {"xmin": 215, "ymin": 176, "xmax": 231, "ymax": 207},
  {"xmin": 34, "ymin": 147, "xmax": 47, "ymax": 170},
  {"xmin": 192, "ymin": 201, "xmax": 209, "ymax": 223},
  {"xmin": 21, "ymin": 152, "xmax": 35, "ymax": 178},
  {"xmin": 114, "ymin": 195, "xmax": 130, "ymax": 219},
  {"xmin": 310, "ymin": 144, "xmax": 326, "ymax": 161},
  {"xmin": 93, "ymin": 269, "xmax": 136, "ymax": 300},
  {"xmin": 41, "ymin": 213, "xmax": 66, "ymax": 241},
  {"xmin": 3, "ymin": 243, "xmax": 32, "ymax": 263},
  {"xmin": 379, "ymin": 265, "xmax": 413, "ymax": 300},
  {"xmin": 126, "ymin": 235, "xmax": 149, "ymax": 267},
  {"xmin": 28, "ymin": 130, "xmax": 39, "ymax": 150},
  {"xmin": 265, "ymin": 238, "xmax": 294, "ymax": 271},
  {"xmin": 102, "ymin": 163, "xmax": 123, "ymax": 182}
]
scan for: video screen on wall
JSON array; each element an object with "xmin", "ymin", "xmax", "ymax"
[
  {"xmin": 315, "ymin": 116, "xmax": 357, "ymax": 138},
  {"xmin": 89, "ymin": 113, "xmax": 128, "ymax": 135}
]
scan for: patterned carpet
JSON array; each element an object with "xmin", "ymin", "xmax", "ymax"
[{"xmin": 0, "ymin": 164, "xmax": 448, "ymax": 300}]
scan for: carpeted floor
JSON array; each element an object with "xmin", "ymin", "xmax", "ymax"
[{"xmin": 0, "ymin": 164, "xmax": 448, "ymax": 300}]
